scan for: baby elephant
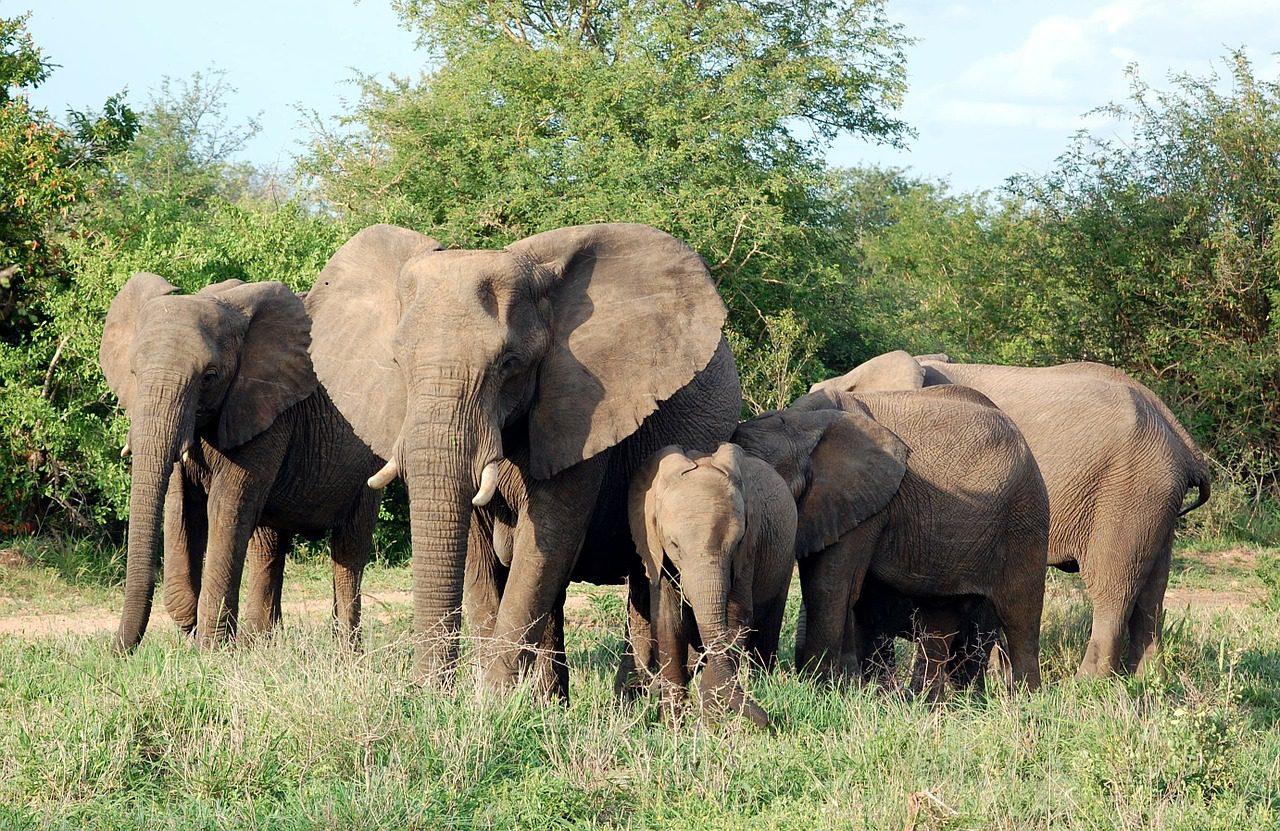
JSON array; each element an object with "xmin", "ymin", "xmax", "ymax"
[{"xmin": 629, "ymin": 443, "xmax": 797, "ymax": 727}]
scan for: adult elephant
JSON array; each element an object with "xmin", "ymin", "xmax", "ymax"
[
  {"xmin": 101, "ymin": 274, "xmax": 383, "ymax": 650},
  {"xmin": 304, "ymin": 223, "xmax": 741, "ymax": 694},
  {"xmin": 734, "ymin": 385, "xmax": 1050, "ymax": 691},
  {"xmin": 812, "ymin": 351, "xmax": 1211, "ymax": 676}
]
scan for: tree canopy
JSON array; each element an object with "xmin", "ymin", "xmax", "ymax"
[
  {"xmin": 304, "ymin": 0, "xmax": 911, "ymax": 394},
  {"xmin": 1, "ymin": 9, "xmax": 1277, "ymax": 549}
]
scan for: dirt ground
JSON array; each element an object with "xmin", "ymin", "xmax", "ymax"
[{"xmin": 0, "ymin": 547, "xmax": 1266, "ymax": 639}]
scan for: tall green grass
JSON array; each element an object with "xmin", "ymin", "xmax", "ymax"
[{"xmin": 1, "ymin": 583, "xmax": 1277, "ymax": 829}]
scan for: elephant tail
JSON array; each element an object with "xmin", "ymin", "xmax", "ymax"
[{"xmin": 1178, "ymin": 467, "xmax": 1212, "ymax": 517}]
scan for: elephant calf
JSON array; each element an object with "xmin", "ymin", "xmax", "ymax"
[
  {"xmin": 852, "ymin": 575, "xmax": 1005, "ymax": 699},
  {"xmin": 101, "ymin": 273, "xmax": 384, "ymax": 650},
  {"xmin": 628, "ymin": 443, "xmax": 797, "ymax": 727},
  {"xmin": 734, "ymin": 385, "xmax": 1051, "ymax": 691}
]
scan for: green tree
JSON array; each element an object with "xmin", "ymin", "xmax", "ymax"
[
  {"xmin": 838, "ymin": 53, "xmax": 1280, "ymax": 501},
  {"xmin": 1007, "ymin": 51, "xmax": 1280, "ymax": 493},
  {"xmin": 304, "ymin": 0, "xmax": 912, "ymax": 402},
  {"xmin": 0, "ymin": 14, "xmax": 138, "ymax": 532},
  {"xmin": 0, "ymin": 53, "xmax": 340, "ymax": 538}
]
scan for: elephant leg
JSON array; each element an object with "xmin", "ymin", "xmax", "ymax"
[
  {"xmin": 910, "ymin": 608, "xmax": 959, "ymax": 703},
  {"xmin": 530, "ymin": 587, "xmax": 569, "ymax": 703},
  {"xmin": 1125, "ymin": 528, "xmax": 1173, "ymax": 675},
  {"xmin": 867, "ymin": 626, "xmax": 902, "ymax": 688},
  {"xmin": 990, "ymin": 585, "xmax": 1043, "ymax": 691},
  {"xmin": 162, "ymin": 464, "xmax": 206, "ymax": 636},
  {"xmin": 614, "ymin": 570, "xmax": 655, "ymax": 703},
  {"xmin": 946, "ymin": 614, "xmax": 995, "ymax": 692},
  {"xmin": 328, "ymin": 489, "xmax": 378, "ymax": 652},
  {"xmin": 843, "ymin": 599, "xmax": 896, "ymax": 684},
  {"xmin": 651, "ymin": 576, "xmax": 691, "ymax": 722},
  {"xmin": 1076, "ymin": 524, "xmax": 1150, "ymax": 678},
  {"xmin": 464, "ymin": 507, "xmax": 504, "ymax": 645},
  {"xmin": 241, "ymin": 526, "xmax": 289, "ymax": 639},
  {"xmin": 196, "ymin": 464, "xmax": 278, "ymax": 647},
  {"xmin": 481, "ymin": 456, "xmax": 606, "ymax": 694},
  {"xmin": 746, "ymin": 593, "xmax": 787, "ymax": 671},
  {"xmin": 795, "ymin": 519, "xmax": 880, "ymax": 677}
]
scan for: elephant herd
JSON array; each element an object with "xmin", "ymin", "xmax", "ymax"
[{"xmin": 99, "ymin": 222, "xmax": 1211, "ymax": 726}]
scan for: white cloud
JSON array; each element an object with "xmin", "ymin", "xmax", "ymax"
[
  {"xmin": 960, "ymin": 15, "xmax": 1095, "ymax": 99},
  {"xmin": 937, "ymin": 99, "xmax": 1117, "ymax": 131},
  {"xmin": 941, "ymin": 4, "xmax": 974, "ymax": 20},
  {"xmin": 1180, "ymin": 0, "xmax": 1280, "ymax": 17},
  {"xmin": 1090, "ymin": 0, "xmax": 1162, "ymax": 34}
]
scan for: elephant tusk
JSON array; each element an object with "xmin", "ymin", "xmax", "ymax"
[
  {"xmin": 472, "ymin": 460, "xmax": 501, "ymax": 506},
  {"xmin": 367, "ymin": 458, "xmax": 399, "ymax": 489},
  {"xmin": 120, "ymin": 441, "xmax": 131, "ymax": 459},
  {"xmin": 181, "ymin": 449, "xmax": 190, "ymax": 464}
]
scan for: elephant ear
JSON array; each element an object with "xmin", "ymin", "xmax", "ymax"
[
  {"xmin": 304, "ymin": 225, "xmax": 444, "ymax": 459},
  {"xmin": 629, "ymin": 445, "xmax": 685, "ymax": 585},
  {"xmin": 100, "ymin": 272, "xmax": 179, "ymax": 412},
  {"xmin": 810, "ymin": 350, "xmax": 925, "ymax": 395},
  {"xmin": 704, "ymin": 442, "xmax": 746, "ymax": 493},
  {"xmin": 214, "ymin": 281, "xmax": 318, "ymax": 449},
  {"xmin": 508, "ymin": 223, "xmax": 727, "ymax": 480},
  {"xmin": 735, "ymin": 407, "xmax": 908, "ymax": 557}
]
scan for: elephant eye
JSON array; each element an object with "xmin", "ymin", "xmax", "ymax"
[
  {"xmin": 499, "ymin": 353, "xmax": 521, "ymax": 375},
  {"xmin": 202, "ymin": 367, "xmax": 218, "ymax": 384}
]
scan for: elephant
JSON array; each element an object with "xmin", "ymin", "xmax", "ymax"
[
  {"xmin": 100, "ymin": 273, "xmax": 384, "ymax": 650},
  {"xmin": 850, "ymin": 576, "xmax": 1005, "ymax": 699},
  {"xmin": 812, "ymin": 351, "xmax": 1212, "ymax": 676},
  {"xmin": 304, "ymin": 223, "xmax": 742, "ymax": 695},
  {"xmin": 627, "ymin": 443, "xmax": 797, "ymax": 727},
  {"xmin": 733, "ymin": 384, "xmax": 1050, "ymax": 690}
]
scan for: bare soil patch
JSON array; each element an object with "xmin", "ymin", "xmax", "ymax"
[
  {"xmin": 0, "ymin": 548, "xmax": 31, "ymax": 569},
  {"xmin": 0, "ymin": 551, "xmax": 1262, "ymax": 638}
]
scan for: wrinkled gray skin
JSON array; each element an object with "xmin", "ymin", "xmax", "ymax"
[
  {"xmin": 101, "ymin": 274, "xmax": 383, "ymax": 650},
  {"xmin": 734, "ymin": 385, "xmax": 1050, "ymax": 691},
  {"xmin": 305, "ymin": 223, "xmax": 741, "ymax": 696},
  {"xmin": 628, "ymin": 443, "xmax": 797, "ymax": 727},
  {"xmin": 813, "ymin": 351, "xmax": 1211, "ymax": 676}
]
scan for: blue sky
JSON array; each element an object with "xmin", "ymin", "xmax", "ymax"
[{"xmin": 23, "ymin": 0, "xmax": 1280, "ymax": 193}]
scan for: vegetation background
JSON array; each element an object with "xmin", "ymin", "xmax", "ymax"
[
  {"xmin": 3, "ymin": 2, "xmax": 1277, "ymax": 556},
  {"xmin": 0, "ymin": 2, "xmax": 1278, "ymax": 825}
]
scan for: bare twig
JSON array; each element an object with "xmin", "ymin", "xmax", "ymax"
[{"xmin": 42, "ymin": 335, "xmax": 69, "ymax": 400}]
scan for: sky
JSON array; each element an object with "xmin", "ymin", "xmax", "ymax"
[{"xmin": 22, "ymin": 0, "xmax": 1280, "ymax": 194}]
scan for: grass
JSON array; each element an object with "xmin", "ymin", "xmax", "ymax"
[{"xmin": 1, "ymin": 541, "xmax": 1278, "ymax": 828}]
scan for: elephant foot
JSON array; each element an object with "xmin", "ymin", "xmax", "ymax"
[
  {"xmin": 723, "ymin": 695, "xmax": 770, "ymax": 729},
  {"xmin": 652, "ymin": 678, "xmax": 690, "ymax": 726},
  {"xmin": 697, "ymin": 677, "xmax": 771, "ymax": 729},
  {"xmin": 613, "ymin": 653, "xmax": 656, "ymax": 705}
]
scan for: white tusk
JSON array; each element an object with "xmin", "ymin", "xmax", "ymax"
[
  {"xmin": 367, "ymin": 458, "xmax": 399, "ymax": 489},
  {"xmin": 181, "ymin": 449, "xmax": 189, "ymax": 464},
  {"xmin": 472, "ymin": 460, "xmax": 501, "ymax": 506},
  {"xmin": 120, "ymin": 441, "xmax": 131, "ymax": 459}
]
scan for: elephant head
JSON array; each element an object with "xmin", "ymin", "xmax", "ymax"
[
  {"xmin": 731, "ymin": 403, "xmax": 908, "ymax": 557},
  {"xmin": 305, "ymin": 223, "xmax": 727, "ymax": 675},
  {"xmin": 629, "ymin": 443, "xmax": 767, "ymax": 726},
  {"xmin": 100, "ymin": 273, "xmax": 316, "ymax": 650},
  {"xmin": 809, "ymin": 349, "xmax": 929, "ymax": 395}
]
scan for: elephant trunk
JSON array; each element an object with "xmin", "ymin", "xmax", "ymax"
[
  {"xmin": 682, "ymin": 562, "xmax": 768, "ymax": 728},
  {"xmin": 401, "ymin": 373, "xmax": 503, "ymax": 682},
  {"xmin": 115, "ymin": 378, "xmax": 196, "ymax": 652}
]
